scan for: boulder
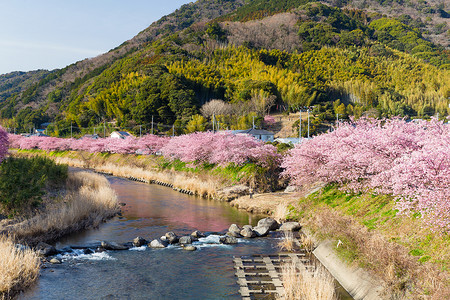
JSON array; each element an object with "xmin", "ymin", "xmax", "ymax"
[
  {"xmin": 101, "ymin": 241, "xmax": 129, "ymax": 251},
  {"xmin": 165, "ymin": 232, "xmax": 179, "ymax": 244},
  {"xmin": 49, "ymin": 258, "xmax": 61, "ymax": 264},
  {"xmin": 279, "ymin": 222, "xmax": 302, "ymax": 232},
  {"xmin": 240, "ymin": 227, "xmax": 256, "ymax": 238},
  {"xmin": 179, "ymin": 236, "xmax": 193, "ymax": 245},
  {"xmin": 149, "ymin": 239, "xmax": 169, "ymax": 248},
  {"xmin": 36, "ymin": 242, "xmax": 58, "ymax": 257},
  {"xmin": 191, "ymin": 230, "xmax": 206, "ymax": 238},
  {"xmin": 133, "ymin": 236, "xmax": 148, "ymax": 247},
  {"xmin": 257, "ymin": 217, "xmax": 279, "ymax": 231},
  {"xmin": 243, "ymin": 225, "xmax": 253, "ymax": 230},
  {"xmin": 183, "ymin": 245, "xmax": 197, "ymax": 251},
  {"xmin": 253, "ymin": 226, "xmax": 271, "ymax": 237},
  {"xmin": 228, "ymin": 224, "xmax": 242, "ymax": 237},
  {"xmin": 219, "ymin": 236, "xmax": 238, "ymax": 244}
]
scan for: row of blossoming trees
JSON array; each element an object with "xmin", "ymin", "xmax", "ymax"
[
  {"xmin": 8, "ymin": 118, "xmax": 449, "ymax": 231},
  {"xmin": 9, "ymin": 132, "xmax": 280, "ymax": 168},
  {"xmin": 282, "ymin": 118, "xmax": 449, "ymax": 231}
]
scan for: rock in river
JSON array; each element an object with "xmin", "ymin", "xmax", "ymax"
[
  {"xmin": 219, "ymin": 236, "xmax": 238, "ymax": 244},
  {"xmin": 133, "ymin": 236, "xmax": 148, "ymax": 247},
  {"xmin": 191, "ymin": 230, "xmax": 206, "ymax": 238},
  {"xmin": 257, "ymin": 217, "xmax": 279, "ymax": 231},
  {"xmin": 228, "ymin": 224, "xmax": 242, "ymax": 237},
  {"xmin": 165, "ymin": 232, "xmax": 179, "ymax": 244},
  {"xmin": 279, "ymin": 222, "xmax": 302, "ymax": 231},
  {"xmin": 50, "ymin": 258, "xmax": 61, "ymax": 264},
  {"xmin": 253, "ymin": 226, "xmax": 271, "ymax": 237},
  {"xmin": 36, "ymin": 242, "xmax": 58, "ymax": 257},
  {"xmin": 240, "ymin": 227, "xmax": 256, "ymax": 238},
  {"xmin": 101, "ymin": 241, "xmax": 129, "ymax": 251},
  {"xmin": 179, "ymin": 236, "xmax": 193, "ymax": 245},
  {"xmin": 183, "ymin": 245, "xmax": 197, "ymax": 251},
  {"xmin": 149, "ymin": 239, "xmax": 168, "ymax": 248}
]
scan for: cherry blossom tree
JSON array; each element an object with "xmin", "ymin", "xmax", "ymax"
[
  {"xmin": 0, "ymin": 127, "xmax": 8, "ymax": 163},
  {"xmin": 282, "ymin": 117, "xmax": 450, "ymax": 231}
]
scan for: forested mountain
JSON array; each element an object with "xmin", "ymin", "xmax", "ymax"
[{"xmin": 0, "ymin": 0, "xmax": 448, "ymax": 136}]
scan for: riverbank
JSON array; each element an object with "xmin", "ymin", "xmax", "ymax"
[
  {"xmin": 259, "ymin": 186, "xmax": 449, "ymax": 299},
  {"xmin": 11, "ymin": 149, "xmax": 246, "ymax": 199},
  {"xmin": 0, "ymin": 170, "xmax": 119, "ymax": 298}
]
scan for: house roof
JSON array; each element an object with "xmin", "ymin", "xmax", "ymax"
[
  {"xmin": 111, "ymin": 131, "xmax": 132, "ymax": 137},
  {"xmin": 83, "ymin": 134, "xmax": 100, "ymax": 139},
  {"xmin": 232, "ymin": 128, "xmax": 274, "ymax": 136}
]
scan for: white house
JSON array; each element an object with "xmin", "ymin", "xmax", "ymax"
[
  {"xmin": 110, "ymin": 131, "xmax": 133, "ymax": 139},
  {"xmin": 232, "ymin": 128, "xmax": 275, "ymax": 142}
]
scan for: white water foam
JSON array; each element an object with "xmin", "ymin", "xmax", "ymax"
[
  {"xmin": 129, "ymin": 246, "xmax": 147, "ymax": 251},
  {"xmin": 192, "ymin": 235, "xmax": 233, "ymax": 250},
  {"xmin": 57, "ymin": 249, "xmax": 116, "ymax": 261}
]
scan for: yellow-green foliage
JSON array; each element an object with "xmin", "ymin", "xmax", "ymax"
[{"xmin": 168, "ymin": 46, "xmax": 450, "ymax": 116}]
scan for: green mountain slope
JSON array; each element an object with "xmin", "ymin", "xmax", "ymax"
[{"xmin": 0, "ymin": 0, "xmax": 448, "ymax": 135}]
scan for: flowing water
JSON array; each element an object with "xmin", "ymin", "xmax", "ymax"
[{"xmin": 19, "ymin": 174, "xmax": 282, "ymax": 300}]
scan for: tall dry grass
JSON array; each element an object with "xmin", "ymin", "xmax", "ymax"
[
  {"xmin": 279, "ymin": 261, "xmax": 337, "ymax": 300},
  {"xmin": 273, "ymin": 202, "xmax": 289, "ymax": 222},
  {"xmin": 95, "ymin": 164, "xmax": 217, "ymax": 198},
  {"xmin": 0, "ymin": 236, "xmax": 40, "ymax": 299},
  {"xmin": 278, "ymin": 230, "xmax": 296, "ymax": 252},
  {"xmin": 7, "ymin": 172, "xmax": 119, "ymax": 244},
  {"xmin": 302, "ymin": 206, "xmax": 450, "ymax": 298},
  {"xmin": 44, "ymin": 154, "xmax": 219, "ymax": 198},
  {"xmin": 300, "ymin": 234, "xmax": 315, "ymax": 253}
]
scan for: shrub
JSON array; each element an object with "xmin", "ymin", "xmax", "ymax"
[{"xmin": 0, "ymin": 157, "xmax": 68, "ymax": 213}]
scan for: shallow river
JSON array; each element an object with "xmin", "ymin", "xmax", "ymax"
[{"xmin": 19, "ymin": 174, "xmax": 284, "ymax": 299}]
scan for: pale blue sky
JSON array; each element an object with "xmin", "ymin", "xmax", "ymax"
[{"xmin": 0, "ymin": 0, "xmax": 192, "ymax": 75}]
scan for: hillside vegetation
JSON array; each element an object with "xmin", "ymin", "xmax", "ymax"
[{"xmin": 0, "ymin": 0, "xmax": 448, "ymax": 135}]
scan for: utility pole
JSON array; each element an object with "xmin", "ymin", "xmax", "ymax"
[
  {"xmin": 336, "ymin": 113, "xmax": 339, "ymax": 129},
  {"xmin": 139, "ymin": 125, "xmax": 142, "ymax": 138},
  {"xmin": 299, "ymin": 109, "xmax": 302, "ymax": 139},
  {"xmin": 94, "ymin": 127, "xmax": 96, "ymax": 135},
  {"xmin": 252, "ymin": 116, "xmax": 255, "ymax": 129},
  {"xmin": 151, "ymin": 116, "xmax": 154, "ymax": 135},
  {"xmin": 172, "ymin": 124, "xmax": 175, "ymax": 137},
  {"xmin": 213, "ymin": 113, "xmax": 215, "ymax": 133},
  {"xmin": 307, "ymin": 109, "xmax": 310, "ymax": 139}
]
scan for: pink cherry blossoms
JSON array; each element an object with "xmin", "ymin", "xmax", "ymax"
[
  {"xmin": 160, "ymin": 131, "xmax": 280, "ymax": 167},
  {"xmin": 282, "ymin": 118, "xmax": 450, "ymax": 231},
  {"xmin": 9, "ymin": 131, "xmax": 280, "ymax": 168},
  {"xmin": 0, "ymin": 127, "xmax": 8, "ymax": 163}
]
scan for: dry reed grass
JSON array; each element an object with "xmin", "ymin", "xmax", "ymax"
[
  {"xmin": 24, "ymin": 151, "xmax": 221, "ymax": 199},
  {"xmin": 96, "ymin": 164, "xmax": 218, "ymax": 198},
  {"xmin": 279, "ymin": 261, "xmax": 337, "ymax": 300},
  {"xmin": 0, "ymin": 236, "xmax": 40, "ymax": 299},
  {"xmin": 273, "ymin": 202, "xmax": 289, "ymax": 222},
  {"xmin": 6, "ymin": 172, "xmax": 119, "ymax": 245},
  {"xmin": 300, "ymin": 234, "xmax": 315, "ymax": 253},
  {"xmin": 301, "ymin": 205, "xmax": 450, "ymax": 298},
  {"xmin": 278, "ymin": 230, "xmax": 296, "ymax": 252}
]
